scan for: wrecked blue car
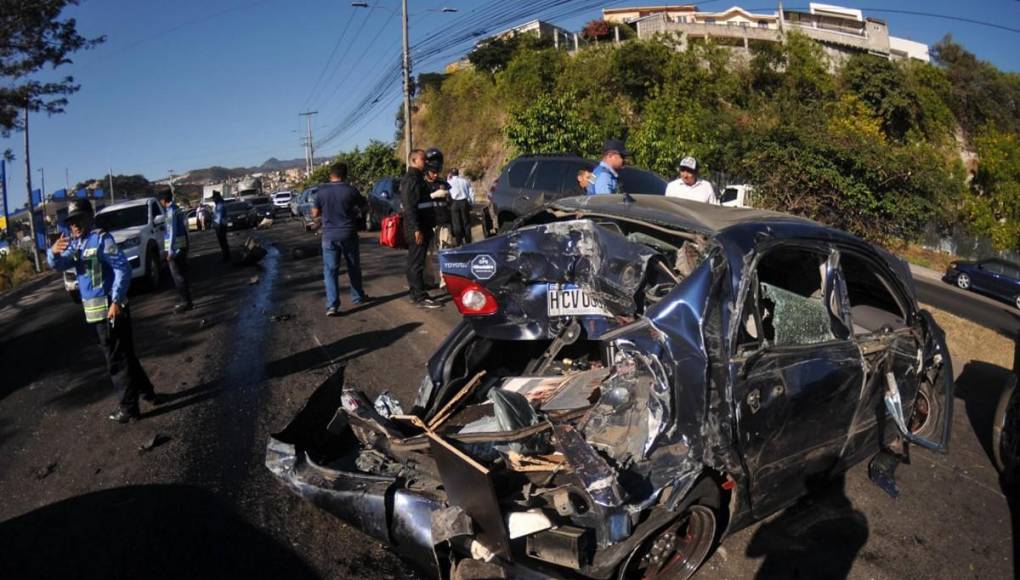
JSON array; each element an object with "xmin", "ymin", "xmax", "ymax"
[{"xmin": 267, "ymin": 195, "xmax": 954, "ymax": 579}]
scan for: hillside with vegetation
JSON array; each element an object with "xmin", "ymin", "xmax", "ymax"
[{"xmin": 407, "ymin": 32, "xmax": 1020, "ymax": 252}]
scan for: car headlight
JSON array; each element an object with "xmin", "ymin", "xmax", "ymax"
[{"xmin": 120, "ymin": 237, "xmax": 141, "ymax": 249}]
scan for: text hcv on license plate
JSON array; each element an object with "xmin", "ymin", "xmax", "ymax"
[{"xmin": 547, "ymin": 285, "xmax": 611, "ymax": 317}]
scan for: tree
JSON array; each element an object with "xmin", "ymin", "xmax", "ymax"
[
  {"xmin": 966, "ymin": 128, "xmax": 1020, "ymax": 250},
  {"xmin": 933, "ymin": 35, "xmax": 1020, "ymax": 137},
  {"xmin": 581, "ymin": 19, "xmax": 610, "ymax": 42},
  {"xmin": 74, "ymin": 174, "xmax": 153, "ymax": 199},
  {"xmin": 468, "ymin": 36, "xmax": 519, "ymax": 74},
  {"xmin": 0, "ymin": 0, "xmax": 104, "ymax": 155},
  {"xmin": 504, "ymin": 92, "xmax": 602, "ymax": 158}
]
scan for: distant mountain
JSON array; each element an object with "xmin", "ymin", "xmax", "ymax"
[{"xmin": 178, "ymin": 157, "xmax": 329, "ymax": 184}]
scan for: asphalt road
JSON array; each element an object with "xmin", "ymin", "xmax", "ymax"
[
  {"xmin": 914, "ymin": 274, "xmax": 1020, "ymax": 338},
  {"xmin": 0, "ymin": 219, "xmax": 1015, "ymax": 580}
]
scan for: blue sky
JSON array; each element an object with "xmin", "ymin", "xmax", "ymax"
[{"xmin": 3, "ymin": 0, "xmax": 1019, "ymax": 211}]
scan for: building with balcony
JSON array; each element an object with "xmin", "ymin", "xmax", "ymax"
[{"xmin": 629, "ymin": 3, "xmax": 928, "ymax": 65}]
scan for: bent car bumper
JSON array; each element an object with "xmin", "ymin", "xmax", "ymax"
[{"xmin": 264, "ymin": 379, "xmax": 443, "ymax": 575}]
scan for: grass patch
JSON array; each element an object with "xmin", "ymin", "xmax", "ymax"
[
  {"xmin": 887, "ymin": 240, "xmax": 958, "ymax": 274},
  {"xmin": 0, "ymin": 248, "xmax": 39, "ymax": 292},
  {"xmin": 923, "ymin": 303, "xmax": 1015, "ymax": 370}
]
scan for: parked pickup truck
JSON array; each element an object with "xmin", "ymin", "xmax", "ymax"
[{"xmin": 63, "ymin": 198, "xmax": 166, "ymax": 302}]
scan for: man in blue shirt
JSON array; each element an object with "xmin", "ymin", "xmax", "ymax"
[
  {"xmin": 158, "ymin": 190, "xmax": 193, "ymax": 312},
  {"xmin": 48, "ymin": 199, "xmax": 158, "ymax": 423},
  {"xmin": 211, "ymin": 191, "xmax": 230, "ymax": 262},
  {"xmin": 312, "ymin": 162, "xmax": 370, "ymax": 316},
  {"xmin": 587, "ymin": 138, "xmax": 629, "ymax": 195}
]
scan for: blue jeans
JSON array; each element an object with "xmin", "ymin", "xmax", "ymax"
[{"xmin": 322, "ymin": 236, "xmax": 366, "ymax": 309}]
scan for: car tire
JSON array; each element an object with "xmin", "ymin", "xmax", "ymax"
[
  {"xmin": 956, "ymin": 273, "xmax": 970, "ymax": 290},
  {"xmin": 909, "ymin": 376, "xmax": 945, "ymax": 441},
  {"xmin": 68, "ymin": 288, "xmax": 82, "ymax": 304},
  {"xmin": 144, "ymin": 245, "xmax": 162, "ymax": 290},
  {"xmin": 1014, "ymin": 295, "xmax": 1020, "ymax": 310},
  {"xmin": 992, "ymin": 375, "xmax": 1019, "ymax": 485},
  {"xmin": 616, "ymin": 478, "xmax": 722, "ymax": 580}
]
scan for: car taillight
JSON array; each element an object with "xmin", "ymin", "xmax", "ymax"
[{"xmin": 444, "ymin": 274, "xmax": 498, "ymax": 316}]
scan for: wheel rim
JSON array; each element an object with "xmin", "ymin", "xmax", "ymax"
[
  {"xmin": 957, "ymin": 274, "xmax": 970, "ymax": 289},
  {"xmin": 909, "ymin": 387, "xmax": 931, "ymax": 434},
  {"xmin": 628, "ymin": 506, "xmax": 716, "ymax": 580},
  {"xmin": 1015, "ymin": 296, "xmax": 1020, "ymax": 310}
]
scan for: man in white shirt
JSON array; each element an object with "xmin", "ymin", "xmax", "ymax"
[
  {"xmin": 665, "ymin": 156, "xmax": 717, "ymax": 204},
  {"xmin": 448, "ymin": 168, "xmax": 475, "ymax": 245}
]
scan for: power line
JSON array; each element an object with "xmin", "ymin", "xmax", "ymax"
[{"xmin": 301, "ymin": 9, "xmax": 359, "ymax": 110}]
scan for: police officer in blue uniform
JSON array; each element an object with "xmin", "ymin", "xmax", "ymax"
[
  {"xmin": 158, "ymin": 190, "xmax": 193, "ymax": 312},
  {"xmin": 587, "ymin": 138, "xmax": 629, "ymax": 195},
  {"xmin": 48, "ymin": 199, "xmax": 158, "ymax": 423}
]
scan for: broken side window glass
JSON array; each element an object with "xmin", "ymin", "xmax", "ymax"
[
  {"xmin": 753, "ymin": 246, "xmax": 837, "ymax": 346},
  {"xmin": 760, "ymin": 282, "xmax": 835, "ymax": 346}
]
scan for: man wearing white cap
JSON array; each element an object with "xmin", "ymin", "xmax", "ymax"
[{"xmin": 665, "ymin": 156, "xmax": 717, "ymax": 204}]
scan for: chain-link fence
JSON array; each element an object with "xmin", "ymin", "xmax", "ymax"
[{"xmin": 920, "ymin": 223, "xmax": 1020, "ymax": 264}]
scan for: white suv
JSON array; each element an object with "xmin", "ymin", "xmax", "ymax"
[{"xmin": 63, "ymin": 198, "xmax": 166, "ymax": 301}]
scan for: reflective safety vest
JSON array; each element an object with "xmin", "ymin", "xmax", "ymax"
[
  {"xmin": 164, "ymin": 204, "xmax": 189, "ymax": 254},
  {"xmin": 74, "ymin": 231, "xmax": 114, "ymax": 323}
]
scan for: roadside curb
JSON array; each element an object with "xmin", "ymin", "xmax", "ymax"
[{"xmin": 0, "ymin": 271, "xmax": 59, "ymax": 309}]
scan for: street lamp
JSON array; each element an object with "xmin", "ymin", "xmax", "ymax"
[{"xmin": 351, "ymin": 1, "xmax": 458, "ymax": 162}]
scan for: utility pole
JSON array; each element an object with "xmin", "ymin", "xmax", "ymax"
[
  {"xmin": 23, "ymin": 106, "xmax": 41, "ymax": 272},
  {"xmin": 401, "ymin": 0, "xmax": 412, "ymax": 162},
  {"xmin": 37, "ymin": 167, "xmax": 45, "ymax": 213},
  {"xmin": 299, "ymin": 111, "xmax": 318, "ymax": 174},
  {"xmin": 64, "ymin": 167, "xmax": 69, "ymax": 191},
  {"xmin": 109, "ymin": 168, "xmax": 115, "ymax": 203}
]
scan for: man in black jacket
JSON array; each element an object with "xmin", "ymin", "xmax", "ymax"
[{"xmin": 400, "ymin": 148, "xmax": 443, "ymax": 309}]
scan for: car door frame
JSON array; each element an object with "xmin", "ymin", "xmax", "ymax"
[{"xmin": 728, "ymin": 240, "xmax": 865, "ymax": 518}]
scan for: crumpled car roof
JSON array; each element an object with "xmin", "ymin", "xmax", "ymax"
[
  {"xmin": 549, "ymin": 194, "xmax": 820, "ymax": 236},
  {"xmin": 548, "ymin": 194, "xmax": 916, "ymax": 296}
]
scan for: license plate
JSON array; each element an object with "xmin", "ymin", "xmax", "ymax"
[{"xmin": 547, "ymin": 284, "xmax": 610, "ymax": 317}]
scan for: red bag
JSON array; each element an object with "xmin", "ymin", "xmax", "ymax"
[{"xmin": 379, "ymin": 213, "xmax": 406, "ymax": 249}]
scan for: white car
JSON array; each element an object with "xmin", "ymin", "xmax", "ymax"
[
  {"xmin": 272, "ymin": 191, "xmax": 292, "ymax": 211},
  {"xmin": 719, "ymin": 184, "xmax": 753, "ymax": 208},
  {"xmin": 63, "ymin": 198, "xmax": 166, "ymax": 302}
]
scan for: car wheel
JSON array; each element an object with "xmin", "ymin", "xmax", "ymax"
[
  {"xmin": 68, "ymin": 288, "xmax": 82, "ymax": 304},
  {"xmin": 144, "ymin": 246, "xmax": 162, "ymax": 290},
  {"xmin": 908, "ymin": 377, "xmax": 945, "ymax": 441},
  {"xmin": 1015, "ymin": 295, "xmax": 1020, "ymax": 310},
  {"xmin": 956, "ymin": 273, "xmax": 970, "ymax": 290},
  {"xmin": 617, "ymin": 479, "xmax": 721, "ymax": 580},
  {"xmin": 992, "ymin": 375, "xmax": 1019, "ymax": 485}
]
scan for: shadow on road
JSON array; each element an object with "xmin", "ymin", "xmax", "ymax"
[
  {"xmin": 0, "ymin": 484, "xmax": 319, "ymax": 580},
  {"xmin": 746, "ymin": 475, "xmax": 868, "ymax": 579},
  {"xmin": 954, "ymin": 342, "xmax": 1020, "ymax": 578},
  {"xmin": 265, "ymin": 322, "xmax": 422, "ymax": 379}
]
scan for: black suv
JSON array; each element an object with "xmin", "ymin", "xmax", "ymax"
[{"xmin": 487, "ymin": 153, "xmax": 667, "ymax": 229}]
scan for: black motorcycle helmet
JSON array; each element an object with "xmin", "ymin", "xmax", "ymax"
[{"xmin": 424, "ymin": 148, "xmax": 444, "ymax": 173}]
